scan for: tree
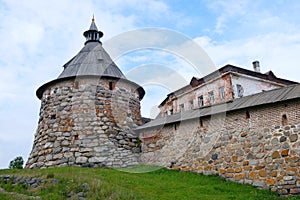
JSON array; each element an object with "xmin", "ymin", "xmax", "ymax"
[{"xmin": 9, "ymin": 156, "xmax": 24, "ymax": 169}]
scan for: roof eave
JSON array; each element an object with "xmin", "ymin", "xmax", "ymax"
[
  {"xmin": 36, "ymin": 75, "xmax": 145, "ymax": 100},
  {"xmin": 135, "ymin": 83, "xmax": 300, "ymax": 132}
]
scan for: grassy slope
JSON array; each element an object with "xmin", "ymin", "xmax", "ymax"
[{"xmin": 0, "ymin": 166, "xmax": 299, "ymax": 200}]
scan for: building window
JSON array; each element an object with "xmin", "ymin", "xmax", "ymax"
[
  {"xmin": 208, "ymin": 91, "xmax": 214, "ymax": 104},
  {"xmin": 189, "ymin": 100, "xmax": 194, "ymax": 109},
  {"xmin": 170, "ymin": 109, "xmax": 173, "ymax": 115},
  {"xmin": 198, "ymin": 95, "xmax": 204, "ymax": 107},
  {"xmin": 109, "ymin": 82, "xmax": 115, "ymax": 90},
  {"xmin": 219, "ymin": 86, "xmax": 225, "ymax": 99},
  {"xmin": 179, "ymin": 104, "xmax": 184, "ymax": 112},
  {"xmin": 200, "ymin": 119, "xmax": 203, "ymax": 127},
  {"xmin": 282, "ymin": 114, "xmax": 288, "ymax": 126},
  {"xmin": 246, "ymin": 111, "xmax": 250, "ymax": 119},
  {"xmin": 236, "ymin": 84, "xmax": 243, "ymax": 98}
]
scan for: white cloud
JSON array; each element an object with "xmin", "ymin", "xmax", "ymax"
[
  {"xmin": 205, "ymin": 0, "xmax": 250, "ymax": 34},
  {"xmin": 195, "ymin": 32, "xmax": 300, "ymax": 81},
  {"xmin": 100, "ymin": 0, "xmax": 173, "ymax": 21}
]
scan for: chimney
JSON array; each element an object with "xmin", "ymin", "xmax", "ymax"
[{"xmin": 252, "ymin": 61, "xmax": 260, "ymax": 73}]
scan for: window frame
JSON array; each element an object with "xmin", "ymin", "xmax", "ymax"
[
  {"xmin": 219, "ymin": 86, "xmax": 225, "ymax": 99},
  {"xmin": 208, "ymin": 91, "xmax": 214, "ymax": 104},
  {"xmin": 189, "ymin": 100, "xmax": 194, "ymax": 109},
  {"xmin": 236, "ymin": 84, "xmax": 243, "ymax": 98},
  {"xmin": 198, "ymin": 95, "xmax": 204, "ymax": 107},
  {"xmin": 179, "ymin": 104, "xmax": 185, "ymax": 112}
]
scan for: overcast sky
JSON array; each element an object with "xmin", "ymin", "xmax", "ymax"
[{"xmin": 0, "ymin": 0, "xmax": 300, "ymax": 169}]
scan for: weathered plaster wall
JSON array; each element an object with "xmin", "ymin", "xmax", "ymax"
[
  {"xmin": 159, "ymin": 72, "xmax": 286, "ymax": 117},
  {"xmin": 231, "ymin": 74, "xmax": 283, "ymax": 98},
  {"xmin": 26, "ymin": 77, "xmax": 142, "ymax": 169},
  {"xmin": 160, "ymin": 74, "xmax": 234, "ymax": 116},
  {"xmin": 141, "ymin": 99, "xmax": 300, "ymax": 195}
]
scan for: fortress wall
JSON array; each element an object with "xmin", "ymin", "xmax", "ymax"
[
  {"xmin": 141, "ymin": 99, "xmax": 300, "ymax": 195},
  {"xmin": 26, "ymin": 77, "xmax": 142, "ymax": 169}
]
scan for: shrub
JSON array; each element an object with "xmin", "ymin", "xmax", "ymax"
[
  {"xmin": 9, "ymin": 156, "xmax": 24, "ymax": 169},
  {"xmin": 47, "ymin": 173, "xmax": 55, "ymax": 178}
]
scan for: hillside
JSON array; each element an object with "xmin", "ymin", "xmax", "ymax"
[{"xmin": 0, "ymin": 166, "xmax": 299, "ymax": 200}]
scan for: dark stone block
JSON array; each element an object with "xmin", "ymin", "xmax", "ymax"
[
  {"xmin": 280, "ymin": 136, "xmax": 287, "ymax": 142},
  {"xmin": 212, "ymin": 154, "xmax": 218, "ymax": 160},
  {"xmin": 57, "ymin": 106, "xmax": 64, "ymax": 112},
  {"xmin": 282, "ymin": 143, "xmax": 290, "ymax": 149},
  {"xmin": 82, "ymin": 163, "xmax": 90, "ymax": 168},
  {"xmin": 89, "ymin": 163, "xmax": 95, "ymax": 167},
  {"xmin": 247, "ymin": 153, "xmax": 255, "ymax": 159},
  {"xmin": 31, "ymin": 183, "xmax": 38, "ymax": 188},
  {"xmin": 95, "ymin": 100, "xmax": 103, "ymax": 105},
  {"xmin": 100, "ymin": 163, "xmax": 107, "ymax": 168},
  {"xmin": 284, "ymin": 131, "xmax": 290, "ymax": 136}
]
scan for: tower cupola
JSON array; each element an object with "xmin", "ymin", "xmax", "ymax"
[{"xmin": 83, "ymin": 15, "xmax": 103, "ymax": 44}]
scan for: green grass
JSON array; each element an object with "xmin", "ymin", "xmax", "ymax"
[{"xmin": 0, "ymin": 166, "xmax": 299, "ymax": 200}]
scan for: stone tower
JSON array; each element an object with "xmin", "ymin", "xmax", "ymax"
[{"xmin": 26, "ymin": 17, "xmax": 145, "ymax": 169}]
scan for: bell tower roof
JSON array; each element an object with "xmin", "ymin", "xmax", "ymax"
[
  {"xmin": 57, "ymin": 16, "xmax": 125, "ymax": 80},
  {"xmin": 36, "ymin": 16, "xmax": 145, "ymax": 100}
]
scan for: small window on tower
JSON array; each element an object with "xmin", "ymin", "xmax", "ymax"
[
  {"xmin": 74, "ymin": 81, "xmax": 79, "ymax": 89},
  {"xmin": 246, "ymin": 111, "xmax": 250, "ymax": 119},
  {"xmin": 282, "ymin": 114, "xmax": 288, "ymax": 126},
  {"xmin": 109, "ymin": 82, "xmax": 115, "ymax": 90}
]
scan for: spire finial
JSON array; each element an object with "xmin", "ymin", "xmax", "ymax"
[{"xmin": 83, "ymin": 16, "xmax": 103, "ymax": 45}]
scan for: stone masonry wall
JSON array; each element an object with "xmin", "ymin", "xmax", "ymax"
[
  {"xmin": 141, "ymin": 99, "xmax": 300, "ymax": 195},
  {"xmin": 26, "ymin": 77, "xmax": 142, "ymax": 169}
]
